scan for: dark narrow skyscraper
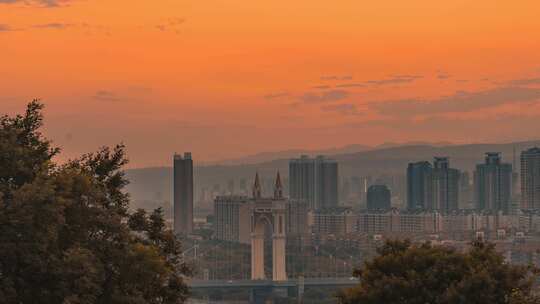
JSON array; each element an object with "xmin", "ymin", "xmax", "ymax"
[
  {"xmin": 521, "ymin": 147, "xmax": 540, "ymax": 210},
  {"xmin": 474, "ymin": 152, "xmax": 512, "ymax": 214},
  {"xmin": 316, "ymin": 156, "xmax": 339, "ymax": 208},
  {"xmin": 289, "ymin": 155, "xmax": 338, "ymax": 210},
  {"xmin": 173, "ymin": 152, "xmax": 193, "ymax": 234},
  {"xmin": 432, "ymin": 157, "xmax": 460, "ymax": 213},
  {"xmin": 290, "ymin": 155, "xmax": 315, "ymax": 209},
  {"xmin": 367, "ymin": 184, "xmax": 391, "ymax": 211},
  {"xmin": 407, "ymin": 161, "xmax": 433, "ymax": 210}
]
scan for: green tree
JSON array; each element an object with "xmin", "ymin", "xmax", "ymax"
[
  {"xmin": 0, "ymin": 100, "xmax": 190, "ymax": 303},
  {"xmin": 338, "ymin": 239, "xmax": 540, "ymax": 304}
]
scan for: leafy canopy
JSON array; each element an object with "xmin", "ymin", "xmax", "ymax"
[
  {"xmin": 0, "ymin": 100, "xmax": 190, "ymax": 304},
  {"xmin": 338, "ymin": 239, "xmax": 540, "ymax": 304}
]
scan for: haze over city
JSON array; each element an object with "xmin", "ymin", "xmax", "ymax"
[
  {"xmin": 3, "ymin": 1, "xmax": 540, "ymax": 304},
  {"xmin": 3, "ymin": 1, "xmax": 540, "ymax": 167}
]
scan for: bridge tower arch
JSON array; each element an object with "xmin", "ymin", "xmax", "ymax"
[{"xmin": 250, "ymin": 173, "xmax": 287, "ymax": 281}]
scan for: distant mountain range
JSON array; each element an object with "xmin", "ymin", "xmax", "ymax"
[
  {"xmin": 125, "ymin": 140, "xmax": 540, "ymax": 204},
  {"xmin": 203, "ymin": 141, "xmax": 454, "ymax": 166}
]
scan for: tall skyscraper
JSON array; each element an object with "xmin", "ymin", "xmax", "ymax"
[
  {"xmin": 432, "ymin": 157, "xmax": 460, "ymax": 213},
  {"xmin": 521, "ymin": 147, "xmax": 540, "ymax": 210},
  {"xmin": 407, "ymin": 161, "xmax": 433, "ymax": 210},
  {"xmin": 173, "ymin": 152, "xmax": 193, "ymax": 234},
  {"xmin": 407, "ymin": 158, "xmax": 459, "ymax": 212},
  {"xmin": 289, "ymin": 155, "xmax": 338, "ymax": 210},
  {"xmin": 316, "ymin": 156, "xmax": 339, "ymax": 208},
  {"xmin": 214, "ymin": 195, "xmax": 251, "ymax": 244},
  {"xmin": 458, "ymin": 171, "xmax": 473, "ymax": 209},
  {"xmin": 474, "ymin": 152, "xmax": 513, "ymax": 214},
  {"xmin": 367, "ymin": 184, "xmax": 391, "ymax": 211}
]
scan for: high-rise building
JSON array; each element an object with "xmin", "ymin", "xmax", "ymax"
[
  {"xmin": 214, "ymin": 195, "xmax": 251, "ymax": 244},
  {"xmin": 289, "ymin": 155, "xmax": 338, "ymax": 210},
  {"xmin": 459, "ymin": 171, "xmax": 473, "ymax": 209},
  {"xmin": 367, "ymin": 184, "xmax": 391, "ymax": 211},
  {"xmin": 407, "ymin": 158, "xmax": 460, "ymax": 213},
  {"xmin": 317, "ymin": 156, "xmax": 339, "ymax": 208},
  {"xmin": 521, "ymin": 147, "xmax": 540, "ymax": 210},
  {"xmin": 173, "ymin": 152, "xmax": 193, "ymax": 234},
  {"xmin": 432, "ymin": 157, "xmax": 460, "ymax": 213},
  {"xmin": 407, "ymin": 161, "xmax": 433, "ymax": 210},
  {"xmin": 474, "ymin": 152, "xmax": 513, "ymax": 214}
]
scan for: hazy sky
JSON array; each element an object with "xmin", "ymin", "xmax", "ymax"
[{"xmin": 2, "ymin": 0, "xmax": 540, "ymax": 167}]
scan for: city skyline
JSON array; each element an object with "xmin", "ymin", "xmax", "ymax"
[
  {"xmin": 179, "ymin": 146, "xmax": 537, "ymax": 216},
  {"xmin": 2, "ymin": 1, "xmax": 540, "ymax": 167},
  {"xmin": 4, "ymin": 1, "xmax": 540, "ymax": 302}
]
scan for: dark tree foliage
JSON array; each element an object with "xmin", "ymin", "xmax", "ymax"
[
  {"xmin": 338, "ymin": 239, "xmax": 540, "ymax": 304},
  {"xmin": 0, "ymin": 101, "xmax": 190, "ymax": 304}
]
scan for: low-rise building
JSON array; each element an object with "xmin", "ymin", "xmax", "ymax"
[{"xmin": 312, "ymin": 207, "xmax": 357, "ymax": 235}]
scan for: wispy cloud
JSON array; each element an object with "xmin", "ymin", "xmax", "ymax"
[
  {"xmin": 33, "ymin": 23, "xmax": 74, "ymax": 29},
  {"xmin": 436, "ymin": 70, "xmax": 451, "ymax": 80},
  {"xmin": 299, "ymin": 90, "xmax": 350, "ymax": 103},
  {"xmin": 372, "ymin": 86, "xmax": 540, "ymax": 117},
  {"xmin": 312, "ymin": 85, "xmax": 331, "ymax": 89},
  {"xmin": 264, "ymin": 92, "xmax": 289, "ymax": 100},
  {"xmin": 317, "ymin": 74, "xmax": 422, "ymax": 89},
  {"xmin": 93, "ymin": 90, "xmax": 121, "ymax": 102},
  {"xmin": 156, "ymin": 18, "xmax": 185, "ymax": 34},
  {"xmin": 437, "ymin": 73, "xmax": 451, "ymax": 80},
  {"xmin": 509, "ymin": 78, "xmax": 540, "ymax": 86},
  {"xmin": 1, "ymin": 22, "xmax": 108, "ymax": 34},
  {"xmin": 335, "ymin": 83, "xmax": 365, "ymax": 88},
  {"xmin": 320, "ymin": 75, "xmax": 353, "ymax": 81},
  {"xmin": 366, "ymin": 75, "xmax": 422, "ymax": 86},
  {"xmin": 0, "ymin": 0, "xmax": 72, "ymax": 7},
  {"xmin": 321, "ymin": 103, "xmax": 361, "ymax": 115},
  {"xmin": 0, "ymin": 24, "xmax": 16, "ymax": 32}
]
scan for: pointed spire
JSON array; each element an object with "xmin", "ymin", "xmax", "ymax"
[
  {"xmin": 254, "ymin": 172, "xmax": 261, "ymax": 188},
  {"xmin": 275, "ymin": 171, "xmax": 282, "ymax": 188},
  {"xmin": 274, "ymin": 171, "xmax": 283, "ymax": 199},
  {"xmin": 253, "ymin": 172, "xmax": 262, "ymax": 199}
]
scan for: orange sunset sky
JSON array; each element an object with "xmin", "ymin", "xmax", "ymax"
[{"xmin": 1, "ymin": 0, "xmax": 540, "ymax": 167}]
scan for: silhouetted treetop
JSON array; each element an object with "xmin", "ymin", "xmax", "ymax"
[{"xmin": 0, "ymin": 101, "xmax": 190, "ymax": 304}]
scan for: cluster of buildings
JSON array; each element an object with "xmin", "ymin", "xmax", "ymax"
[
  {"xmin": 406, "ymin": 149, "xmax": 540, "ymax": 215},
  {"xmin": 310, "ymin": 209, "xmax": 540, "ymax": 237},
  {"xmin": 172, "ymin": 148, "xmax": 540, "ymax": 244},
  {"xmin": 310, "ymin": 148, "xmax": 540, "ymax": 239}
]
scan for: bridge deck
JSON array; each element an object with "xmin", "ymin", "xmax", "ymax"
[{"xmin": 189, "ymin": 278, "xmax": 359, "ymax": 289}]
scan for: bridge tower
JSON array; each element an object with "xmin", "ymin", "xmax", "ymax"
[{"xmin": 250, "ymin": 172, "xmax": 288, "ymax": 281}]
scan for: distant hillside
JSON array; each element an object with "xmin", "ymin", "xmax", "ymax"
[
  {"xmin": 125, "ymin": 140, "xmax": 540, "ymax": 204},
  {"xmin": 203, "ymin": 141, "xmax": 454, "ymax": 165},
  {"xmin": 203, "ymin": 144, "xmax": 372, "ymax": 165}
]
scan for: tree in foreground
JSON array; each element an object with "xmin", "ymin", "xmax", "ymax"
[
  {"xmin": 0, "ymin": 101, "xmax": 190, "ymax": 303},
  {"xmin": 338, "ymin": 239, "xmax": 540, "ymax": 304}
]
